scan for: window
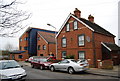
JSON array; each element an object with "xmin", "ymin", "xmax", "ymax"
[
  {"xmin": 20, "ymin": 38, "xmax": 22, "ymax": 42},
  {"xmin": 24, "ymin": 37, "xmax": 28, "ymax": 41},
  {"xmin": 78, "ymin": 35, "xmax": 85, "ymax": 46},
  {"xmin": 43, "ymin": 45, "xmax": 46, "ymax": 50},
  {"xmin": 37, "ymin": 37, "xmax": 40, "ymax": 40},
  {"xmin": 60, "ymin": 60, "xmax": 69, "ymax": 63},
  {"xmin": 24, "ymin": 46, "xmax": 28, "ymax": 50},
  {"xmin": 40, "ymin": 54, "xmax": 43, "ymax": 56},
  {"xmin": 38, "ymin": 45, "xmax": 40, "ymax": 50},
  {"xmin": 78, "ymin": 51, "xmax": 85, "ymax": 59},
  {"xmin": 74, "ymin": 20, "xmax": 78, "ymax": 30},
  {"xmin": 18, "ymin": 55, "xmax": 23, "ymax": 59},
  {"xmin": 20, "ymin": 46, "xmax": 22, "ymax": 50},
  {"xmin": 62, "ymin": 37, "xmax": 67, "ymax": 47},
  {"xmin": 62, "ymin": 51, "xmax": 66, "ymax": 59},
  {"xmin": 66, "ymin": 23, "xmax": 70, "ymax": 31}
]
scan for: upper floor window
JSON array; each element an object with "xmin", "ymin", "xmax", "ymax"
[
  {"xmin": 37, "ymin": 37, "xmax": 40, "ymax": 40},
  {"xmin": 66, "ymin": 23, "xmax": 70, "ymax": 31},
  {"xmin": 20, "ymin": 38, "xmax": 22, "ymax": 42},
  {"xmin": 24, "ymin": 46, "xmax": 28, "ymax": 50},
  {"xmin": 78, "ymin": 34, "xmax": 85, "ymax": 46},
  {"xmin": 24, "ymin": 37, "xmax": 28, "ymax": 41},
  {"xmin": 38, "ymin": 45, "xmax": 40, "ymax": 50},
  {"xmin": 78, "ymin": 51, "xmax": 85, "ymax": 59},
  {"xmin": 73, "ymin": 20, "xmax": 78, "ymax": 30},
  {"xmin": 43, "ymin": 45, "xmax": 46, "ymax": 50},
  {"xmin": 62, "ymin": 37, "xmax": 66, "ymax": 47}
]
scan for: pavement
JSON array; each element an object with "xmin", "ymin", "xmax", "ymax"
[
  {"xmin": 19, "ymin": 61, "xmax": 120, "ymax": 78},
  {"xmin": 87, "ymin": 65, "xmax": 120, "ymax": 78}
]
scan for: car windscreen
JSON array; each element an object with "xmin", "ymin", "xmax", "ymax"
[
  {"xmin": 71, "ymin": 60, "xmax": 77, "ymax": 63},
  {"xmin": 40, "ymin": 59, "xmax": 48, "ymax": 62},
  {"xmin": 0, "ymin": 61, "xmax": 20, "ymax": 70}
]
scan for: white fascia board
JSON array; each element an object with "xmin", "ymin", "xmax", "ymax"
[
  {"xmin": 101, "ymin": 42, "xmax": 112, "ymax": 51},
  {"xmin": 56, "ymin": 13, "xmax": 72, "ymax": 38},
  {"xmin": 38, "ymin": 32, "xmax": 48, "ymax": 44}
]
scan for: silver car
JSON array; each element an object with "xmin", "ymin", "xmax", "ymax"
[
  {"xmin": 49, "ymin": 59, "xmax": 89, "ymax": 74},
  {"xmin": 0, "ymin": 60, "xmax": 27, "ymax": 80}
]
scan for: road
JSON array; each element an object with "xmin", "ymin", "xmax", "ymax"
[{"xmin": 22, "ymin": 65, "xmax": 118, "ymax": 79}]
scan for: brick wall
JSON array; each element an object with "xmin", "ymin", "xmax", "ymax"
[
  {"xmin": 37, "ymin": 34, "xmax": 48, "ymax": 56},
  {"xmin": 19, "ymin": 32, "xmax": 29, "ymax": 55}
]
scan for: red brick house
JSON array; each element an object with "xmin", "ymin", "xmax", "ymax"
[
  {"xmin": 37, "ymin": 31, "xmax": 56, "ymax": 57},
  {"xmin": 56, "ymin": 8, "xmax": 120, "ymax": 67}
]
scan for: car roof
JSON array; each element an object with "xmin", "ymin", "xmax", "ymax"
[{"xmin": 0, "ymin": 60, "xmax": 16, "ymax": 62}]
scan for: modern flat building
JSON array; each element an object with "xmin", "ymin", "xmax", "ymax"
[
  {"xmin": 10, "ymin": 27, "xmax": 56, "ymax": 61},
  {"xmin": 56, "ymin": 8, "xmax": 120, "ymax": 67}
]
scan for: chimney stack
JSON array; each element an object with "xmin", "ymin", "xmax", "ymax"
[
  {"xmin": 88, "ymin": 14, "xmax": 94, "ymax": 23},
  {"xmin": 74, "ymin": 8, "xmax": 81, "ymax": 18}
]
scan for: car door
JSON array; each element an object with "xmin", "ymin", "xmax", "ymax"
[{"xmin": 56, "ymin": 60, "xmax": 70, "ymax": 71}]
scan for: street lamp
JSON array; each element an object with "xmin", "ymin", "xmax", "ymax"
[{"xmin": 47, "ymin": 23, "xmax": 58, "ymax": 59}]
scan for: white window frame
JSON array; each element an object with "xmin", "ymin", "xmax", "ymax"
[
  {"xmin": 78, "ymin": 35, "xmax": 85, "ymax": 46},
  {"xmin": 74, "ymin": 20, "xmax": 78, "ymax": 30},
  {"xmin": 78, "ymin": 51, "xmax": 85, "ymax": 59},
  {"xmin": 62, "ymin": 51, "xmax": 66, "ymax": 59},
  {"xmin": 66, "ymin": 23, "xmax": 70, "ymax": 31},
  {"xmin": 62, "ymin": 37, "xmax": 67, "ymax": 47}
]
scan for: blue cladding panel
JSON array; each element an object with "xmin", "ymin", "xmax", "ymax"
[{"xmin": 28, "ymin": 28, "xmax": 57, "ymax": 56}]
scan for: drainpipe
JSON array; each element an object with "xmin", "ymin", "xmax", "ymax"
[{"xmin": 92, "ymin": 32, "xmax": 96, "ymax": 67}]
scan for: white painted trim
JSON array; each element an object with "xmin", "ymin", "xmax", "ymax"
[
  {"xmin": 101, "ymin": 42, "xmax": 112, "ymax": 51},
  {"xmin": 56, "ymin": 13, "xmax": 94, "ymax": 38},
  {"xmin": 37, "ymin": 32, "xmax": 48, "ymax": 44},
  {"xmin": 56, "ymin": 13, "xmax": 72, "ymax": 38}
]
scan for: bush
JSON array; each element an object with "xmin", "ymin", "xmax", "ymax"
[{"xmin": 65, "ymin": 55, "xmax": 74, "ymax": 59}]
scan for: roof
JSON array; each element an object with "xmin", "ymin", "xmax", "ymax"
[
  {"xmin": 79, "ymin": 18, "xmax": 115, "ymax": 37},
  {"xmin": 56, "ymin": 13, "xmax": 115, "ymax": 37},
  {"xmin": 10, "ymin": 51, "xmax": 26, "ymax": 54},
  {"xmin": 101, "ymin": 42, "xmax": 120, "ymax": 51},
  {"xmin": 19, "ymin": 27, "xmax": 57, "ymax": 38},
  {"xmin": 38, "ymin": 31, "xmax": 56, "ymax": 44}
]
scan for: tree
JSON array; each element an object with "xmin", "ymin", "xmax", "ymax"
[
  {"xmin": 4, "ymin": 43, "xmax": 14, "ymax": 51},
  {"xmin": 0, "ymin": 0, "xmax": 31, "ymax": 37}
]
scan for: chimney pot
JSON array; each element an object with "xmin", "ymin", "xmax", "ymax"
[
  {"xmin": 74, "ymin": 8, "xmax": 81, "ymax": 18},
  {"xmin": 88, "ymin": 14, "xmax": 94, "ymax": 23}
]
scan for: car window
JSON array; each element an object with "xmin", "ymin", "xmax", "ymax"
[
  {"xmin": 40, "ymin": 59, "xmax": 47, "ymax": 62},
  {"xmin": 60, "ymin": 60, "xmax": 69, "ymax": 63},
  {"xmin": 71, "ymin": 60, "xmax": 77, "ymax": 63},
  {"xmin": 0, "ymin": 61, "xmax": 20, "ymax": 70}
]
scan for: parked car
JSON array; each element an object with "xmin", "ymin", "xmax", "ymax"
[
  {"xmin": 49, "ymin": 59, "xmax": 89, "ymax": 74},
  {"xmin": 31, "ymin": 58, "xmax": 54, "ymax": 70},
  {"xmin": 0, "ymin": 60, "xmax": 27, "ymax": 80}
]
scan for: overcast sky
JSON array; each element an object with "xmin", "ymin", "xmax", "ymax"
[{"xmin": 0, "ymin": 0, "xmax": 119, "ymax": 50}]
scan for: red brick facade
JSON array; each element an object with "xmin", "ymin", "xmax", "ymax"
[
  {"xmin": 37, "ymin": 32, "xmax": 56, "ymax": 57},
  {"xmin": 10, "ymin": 32, "xmax": 29, "ymax": 61},
  {"xmin": 56, "ymin": 8, "xmax": 116, "ymax": 67}
]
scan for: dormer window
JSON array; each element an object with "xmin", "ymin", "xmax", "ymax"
[
  {"xmin": 73, "ymin": 20, "xmax": 78, "ymax": 30},
  {"xmin": 66, "ymin": 23, "xmax": 70, "ymax": 31}
]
